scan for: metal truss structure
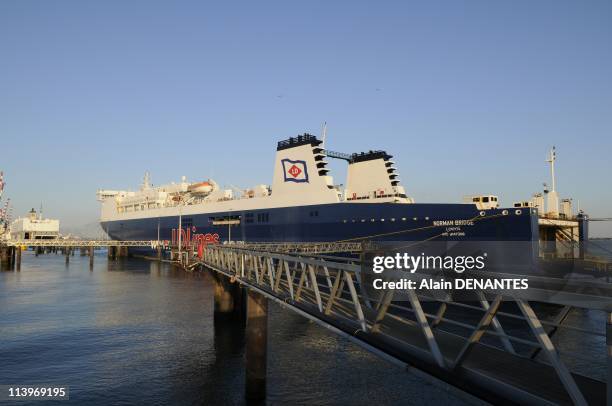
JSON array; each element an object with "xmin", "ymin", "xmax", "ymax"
[
  {"xmin": 232, "ymin": 241, "xmax": 363, "ymax": 254},
  {"xmin": 198, "ymin": 244, "xmax": 611, "ymax": 405},
  {"xmin": 2, "ymin": 239, "xmax": 157, "ymax": 248}
]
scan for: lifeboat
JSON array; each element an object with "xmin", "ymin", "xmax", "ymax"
[{"xmin": 188, "ymin": 181, "xmax": 213, "ymax": 196}]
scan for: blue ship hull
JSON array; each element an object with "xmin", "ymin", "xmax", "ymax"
[{"xmin": 101, "ymin": 203, "xmax": 539, "ymax": 244}]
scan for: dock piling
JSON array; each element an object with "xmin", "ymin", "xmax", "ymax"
[
  {"xmin": 214, "ymin": 275, "xmax": 235, "ymax": 322},
  {"xmin": 9, "ymin": 246, "xmax": 15, "ymax": 269},
  {"xmin": 0, "ymin": 247, "xmax": 8, "ymax": 268},
  {"xmin": 606, "ymin": 312, "xmax": 612, "ymax": 405},
  {"xmin": 15, "ymin": 248, "xmax": 21, "ymax": 270},
  {"xmin": 107, "ymin": 246, "xmax": 116, "ymax": 260},
  {"xmin": 65, "ymin": 248, "xmax": 70, "ymax": 264},
  {"xmin": 245, "ymin": 288, "xmax": 268, "ymax": 401},
  {"xmin": 89, "ymin": 247, "xmax": 94, "ymax": 269}
]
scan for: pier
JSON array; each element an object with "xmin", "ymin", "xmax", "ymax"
[
  {"xmin": 195, "ymin": 244, "xmax": 611, "ymax": 405},
  {"xmin": 0, "ymin": 239, "xmax": 156, "ymax": 270}
]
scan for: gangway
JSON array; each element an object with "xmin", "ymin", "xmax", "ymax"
[{"xmin": 197, "ymin": 244, "xmax": 611, "ymax": 405}]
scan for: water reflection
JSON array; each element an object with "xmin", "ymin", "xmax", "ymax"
[{"xmin": 0, "ymin": 252, "xmax": 472, "ymax": 405}]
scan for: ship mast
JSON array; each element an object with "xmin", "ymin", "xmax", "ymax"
[
  {"xmin": 546, "ymin": 146, "xmax": 556, "ymax": 193},
  {"xmin": 142, "ymin": 171, "xmax": 151, "ymax": 190},
  {"xmin": 545, "ymin": 146, "xmax": 559, "ymax": 217}
]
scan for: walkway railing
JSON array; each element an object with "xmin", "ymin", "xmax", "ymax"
[
  {"xmin": 198, "ymin": 244, "xmax": 611, "ymax": 406},
  {"xmin": 2, "ymin": 239, "xmax": 158, "ymax": 248}
]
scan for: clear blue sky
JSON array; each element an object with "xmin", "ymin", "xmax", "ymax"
[{"xmin": 1, "ymin": 1, "xmax": 611, "ymax": 236}]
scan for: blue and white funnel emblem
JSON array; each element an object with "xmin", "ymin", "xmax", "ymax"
[{"xmin": 281, "ymin": 159, "xmax": 309, "ymax": 183}]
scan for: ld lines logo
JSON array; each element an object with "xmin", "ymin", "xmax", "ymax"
[{"xmin": 281, "ymin": 159, "xmax": 309, "ymax": 183}]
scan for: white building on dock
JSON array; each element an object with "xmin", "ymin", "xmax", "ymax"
[{"xmin": 10, "ymin": 208, "xmax": 60, "ymax": 240}]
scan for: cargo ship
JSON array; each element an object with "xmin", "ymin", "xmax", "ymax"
[{"xmin": 98, "ymin": 134, "xmax": 567, "ymax": 248}]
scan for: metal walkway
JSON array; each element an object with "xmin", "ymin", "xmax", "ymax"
[
  {"xmin": 231, "ymin": 241, "xmax": 363, "ymax": 254},
  {"xmin": 1, "ymin": 239, "xmax": 157, "ymax": 248},
  {"xmin": 197, "ymin": 244, "xmax": 611, "ymax": 406}
]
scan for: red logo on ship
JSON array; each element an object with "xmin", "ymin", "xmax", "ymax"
[{"xmin": 288, "ymin": 165, "xmax": 302, "ymax": 178}]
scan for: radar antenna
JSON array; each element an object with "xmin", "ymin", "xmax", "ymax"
[{"xmin": 142, "ymin": 171, "xmax": 152, "ymax": 190}]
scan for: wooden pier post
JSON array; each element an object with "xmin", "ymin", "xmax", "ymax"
[
  {"xmin": 8, "ymin": 247, "xmax": 15, "ymax": 268},
  {"xmin": 89, "ymin": 247, "xmax": 94, "ymax": 269},
  {"xmin": 245, "ymin": 288, "xmax": 268, "ymax": 401},
  {"xmin": 65, "ymin": 248, "xmax": 70, "ymax": 264},
  {"xmin": 15, "ymin": 247, "xmax": 21, "ymax": 271},
  {"xmin": 0, "ymin": 247, "xmax": 9, "ymax": 268}
]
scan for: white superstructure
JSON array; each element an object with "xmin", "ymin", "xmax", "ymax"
[
  {"xmin": 98, "ymin": 134, "xmax": 414, "ymax": 223},
  {"xmin": 514, "ymin": 147, "xmax": 575, "ymax": 220},
  {"xmin": 10, "ymin": 208, "xmax": 60, "ymax": 240}
]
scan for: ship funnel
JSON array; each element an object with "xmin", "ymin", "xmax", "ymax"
[
  {"xmin": 346, "ymin": 151, "xmax": 412, "ymax": 203},
  {"xmin": 271, "ymin": 134, "xmax": 339, "ymax": 205}
]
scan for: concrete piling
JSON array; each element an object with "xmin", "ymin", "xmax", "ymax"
[
  {"xmin": 213, "ymin": 272, "xmax": 247, "ymax": 324},
  {"xmin": 245, "ymin": 289, "xmax": 268, "ymax": 401},
  {"xmin": 214, "ymin": 274, "xmax": 234, "ymax": 321}
]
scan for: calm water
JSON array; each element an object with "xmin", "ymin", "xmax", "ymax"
[{"xmin": 0, "ymin": 252, "xmax": 472, "ymax": 406}]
